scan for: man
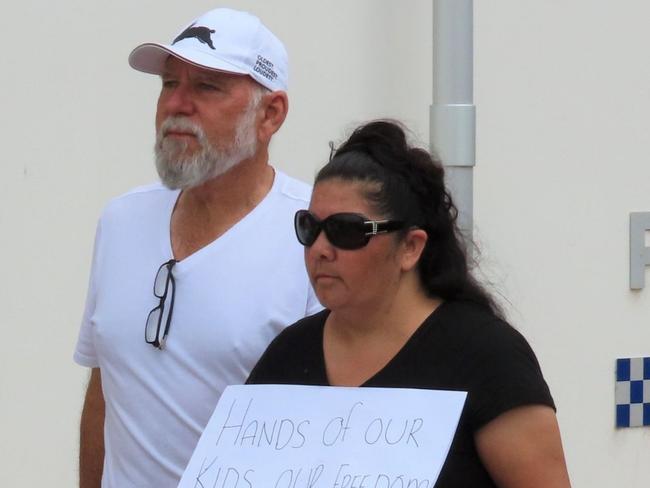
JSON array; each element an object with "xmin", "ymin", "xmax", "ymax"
[{"xmin": 74, "ymin": 8, "xmax": 321, "ymax": 487}]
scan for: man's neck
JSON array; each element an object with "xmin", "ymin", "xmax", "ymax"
[
  {"xmin": 181, "ymin": 155, "xmax": 274, "ymax": 216},
  {"xmin": 170, "ymin": 153, "xmax": 275, "ymax": 260}
]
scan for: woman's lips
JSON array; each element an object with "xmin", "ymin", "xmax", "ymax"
[{"xmin": 314, "ymin": 273, "xmax": 337, "ymax": 281}]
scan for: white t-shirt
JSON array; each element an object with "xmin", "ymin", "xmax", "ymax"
[{"xmin": 74, "ymin": 170, "xmax": 321, "ymax": 487}]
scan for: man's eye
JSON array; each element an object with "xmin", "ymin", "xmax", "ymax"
[
  {"xmin": 198, "ymin": 82, "xmax": 219, "ymax": 91},
  {"xmin": 161, "ymin": 79, "xmax": 178, "ymax": 89}
]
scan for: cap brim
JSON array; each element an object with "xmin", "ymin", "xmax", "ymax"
[{"xmin": 128, "ymin": 43, "xmax": 250, "ymax": 76}]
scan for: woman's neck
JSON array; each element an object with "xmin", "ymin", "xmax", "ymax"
[
  {"xmin": 323, "ymin": 281, "xmax": 442, "ymax": 387},
  {"xmin": 326, "ymin": 279, "xmax": 440, "ymax": 343}
]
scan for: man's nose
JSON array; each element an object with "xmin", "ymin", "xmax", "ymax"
[{"xmin": 159, "ymin": 84, "xmax": 195, "ymax": 117}]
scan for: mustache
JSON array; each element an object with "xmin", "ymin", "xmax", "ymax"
[{"xmin": 158, "ymin": 117, "xmax": 205, "ymax": 139}]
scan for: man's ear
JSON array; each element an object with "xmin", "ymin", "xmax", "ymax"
[
  {"xmin": 400, "ymin": 229, "xmax": 428, "ymax": 272},
  {"xmin": 257, "ymin": 90, "xmax": 288, "ymax": 144}
]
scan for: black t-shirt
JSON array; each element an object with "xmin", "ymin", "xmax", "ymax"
[{"xmin": 247, "ymin": 301, "xmax": 555, "ymax": 488}]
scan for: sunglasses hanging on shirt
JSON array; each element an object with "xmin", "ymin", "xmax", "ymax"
[{"xmin": 145, "ymin": 259, "xmax": 177, "ymax": 349}]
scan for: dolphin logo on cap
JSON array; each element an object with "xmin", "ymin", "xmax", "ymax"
[{"xmin": 173, "ymin": 23, "xmax": 216, "ymax": 50}]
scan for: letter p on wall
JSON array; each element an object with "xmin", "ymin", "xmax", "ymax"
[{"xmin": 630, "ymin": 212, "xmax": 650, "ymax": 289}]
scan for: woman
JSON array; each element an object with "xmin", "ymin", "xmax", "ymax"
[{"xmin": 247, "ymin": 121, "xmax": 571, "ymax": 487}]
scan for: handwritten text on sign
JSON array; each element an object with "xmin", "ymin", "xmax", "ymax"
[{"xmin": 178, "ymin": 385, "xmax": 466, "ymax": 488}]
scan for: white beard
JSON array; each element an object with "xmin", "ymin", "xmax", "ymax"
[{"xmin": 154, "ymin": 101, "xmax": 258, "ymax": 190}]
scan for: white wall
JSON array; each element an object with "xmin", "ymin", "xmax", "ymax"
[
  {"xmin": 474, "ymin": 2, "xmax": 650, "ymax": 486},
  {"xmin": 1, "ymin": 1, "xmax": 648, "ymax": 486}
]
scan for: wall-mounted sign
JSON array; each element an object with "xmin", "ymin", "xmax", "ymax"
[
  {"xmin": 615, "ymin": 357, "xmax": 650, "ymax": 428},
  {"xmin": 630, "ymin": 212, "xmax": 650, "ymax": 290}
]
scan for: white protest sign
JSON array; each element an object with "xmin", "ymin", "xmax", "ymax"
[{"xmin": 178, "ymin": 384, "xmax": 466, "ymax": 488}]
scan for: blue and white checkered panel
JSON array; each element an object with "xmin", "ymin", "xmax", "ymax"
[{"xmin": 615, "ymin": 357, "xmax": 650, "ymax": 428}]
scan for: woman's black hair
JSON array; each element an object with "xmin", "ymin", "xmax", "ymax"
[{"xmin": 316, "ymin": 120, "xmax": 500, "ymax": 316}]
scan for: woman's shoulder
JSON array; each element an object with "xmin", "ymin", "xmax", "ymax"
[
  {"xmin": 246, "ymin": 310, "xmax": 330, "ymax": 385},
  {"xmin": 423, "ymin": 300, "xmax": 551, "ymax": 389},
  {"xmin": 430, "ymin": 300, "xmax": 555, "ymax": 427},
  {"xmin": 278, "ymin": 309, "xmax": 330, "ymax": 342},
  {"xmin": 432, "ymin": 300, "xmax": 522, "ymax": 344},
  {"xmin": 262, "ymin": 309, "xmax": 329, "ymax": 358}
]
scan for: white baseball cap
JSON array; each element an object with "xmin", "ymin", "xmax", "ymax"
[{"xmin": 128, "ymin": 8, "xmax": 288, "ymax": 91}]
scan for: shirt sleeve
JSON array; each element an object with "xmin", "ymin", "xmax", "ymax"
[
  {"xmin": 461, "ymin": 318, "xmax": 555, "ymax": 430},
  {"xmin": 73, "ymin": 220, "xmax": 103, "ymax": 368}
]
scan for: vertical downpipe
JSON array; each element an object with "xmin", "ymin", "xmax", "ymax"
[{"xmin": 431, "ymin": 0, "xmax": 475, "ymax": 242}]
